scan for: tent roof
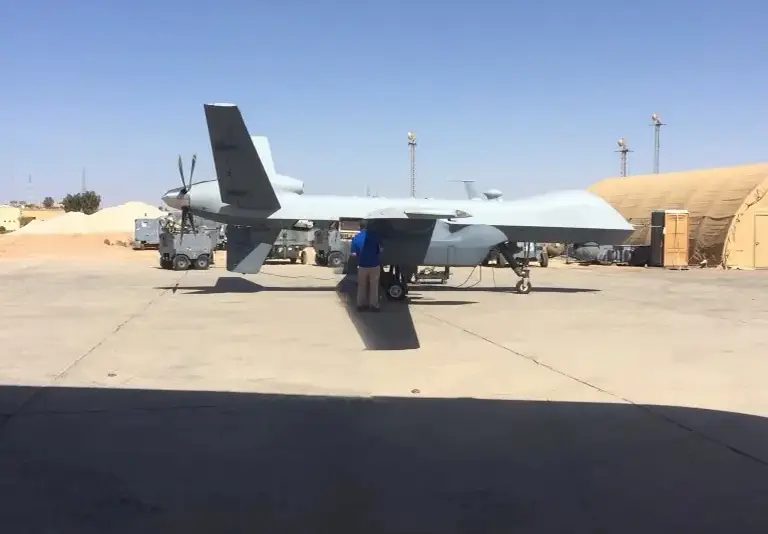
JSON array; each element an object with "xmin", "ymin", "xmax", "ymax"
[{"xmin": 588, "ymin": 164, "xmax": 768, "ymax": 253}]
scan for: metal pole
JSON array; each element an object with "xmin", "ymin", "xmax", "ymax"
[
  {"xmin": 407, "ymin": 132, "xmax": 417, "ymax": 197},
  {"xmin": 81, "ymin": 168, "xmax": 87, "ymax": 192},
  {"xmin": 651, "ymin": 113, "xmax": 665, "ymax": 174},
  {"xmin": 615, "ymin": 137, "xmax": 632, "ymax": 177}
]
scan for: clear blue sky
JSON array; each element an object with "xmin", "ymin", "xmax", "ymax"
[{"xmin": 2, "ymin": 0, "xmax": 767, "ymax": 207}]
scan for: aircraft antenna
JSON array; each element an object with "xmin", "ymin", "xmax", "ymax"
[
  {"xmin": 650, "ymin": 113, "xmax": 665, "ymax": 174},
  {"xmin": 407, "ymin": 131, "xmax": 417, "ymax": 197},
  {"xmin": 615, "ymin": 137, "xmax": 632, "ymax": 177}
]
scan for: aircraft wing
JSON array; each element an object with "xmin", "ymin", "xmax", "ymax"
[
  {"xmin": 364, "ymin": 205, "xmax": 472, "ymax": 241},
  {"xmin": 365, "ymin": 207, "xmax": 473, "ymax": 221},
  {"xmin": 363, "ymin": 206, "xmax": 472, "ymax": 266}
]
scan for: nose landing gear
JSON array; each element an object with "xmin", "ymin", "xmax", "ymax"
[{"xmin": 497, "ymin": 242, "xmax": 533, "ymax": 295}]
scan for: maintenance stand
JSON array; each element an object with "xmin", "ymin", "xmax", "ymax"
[{"xmin": 158, "ymin": 217, "xmax": 216, "ymax": 271}]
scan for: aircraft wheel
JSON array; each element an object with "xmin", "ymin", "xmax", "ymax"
[
  {"xmin": 515, "ymin": 278, "xmax": 532, "ymax": 295},
  {"xmin": 539, "ymin": 253, "xmax": 549, "ymax": 268},
  {"xmin": 290, "ymin": 257, "xmax": 297, "ymax": 264},
  {"xmin": 327, "ymin": 252, "xmax": 344, "ymax": 268},
  {"xmin": 300, "ymin": 250, "xmax": 308, "ymax": 264},
  {"xmin": 386, "ymin": 281, "xmax": 407, "ymax": 301}
]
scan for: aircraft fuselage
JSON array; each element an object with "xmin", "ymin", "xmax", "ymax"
[{"xmin": 175, "ymin": 178, "xmax": 632, "ymax": 267}]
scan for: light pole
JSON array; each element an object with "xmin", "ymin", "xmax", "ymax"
[
  {"xmin": 650, "ymin": 113, "xmax": 665, "ymax": 174},
  {"xmin": 407, "ymin": 131, "xmax": 417, "ymax": 197},
  {"xmin": 616, "ymin": 137, "xmax": 632, "ymax": 177}
]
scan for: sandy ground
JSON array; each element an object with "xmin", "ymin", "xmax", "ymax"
[
  {"xmin": 0, "ymin": 233, "xmax": 137, "ymax": 260},
  {"xmin": 1, "ymin": 250, "xmax": 768, "ymax": 532}
]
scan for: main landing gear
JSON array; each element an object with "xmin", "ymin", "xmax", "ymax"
[
  {"xmin": 497, "ymin": 242, "xmax": 533, "ymax": 295},
  {"xmin": 379, "ymin": 265, "xmax": 412, "ymax": 302}
]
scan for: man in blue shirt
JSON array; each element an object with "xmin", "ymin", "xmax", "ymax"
[{"xmin": 349, "ymin": 221, "xmax": 382, "ymax": 312}]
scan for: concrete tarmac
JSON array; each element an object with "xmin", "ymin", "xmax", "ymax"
[{"xmin": 1, "ymin": 255, "xmax": 768, "ymax": 533}]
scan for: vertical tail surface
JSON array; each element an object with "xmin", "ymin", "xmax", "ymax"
[
  {"xmin": 250, "ymin": 136, "xmax": 277, "ymax": 179},
  {"xmin": 462, "ymin": 180, "xmax": 482, "ymax": 200},
  {"xmin": 203, "ymin": 103, "xmax": 281, "ymax": 212}
]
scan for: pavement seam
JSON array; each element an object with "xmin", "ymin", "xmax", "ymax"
[
  {"xmin": 419, "ymin": 310, "xmax": 768, "ymax": 469},
  {"xmin": 0, "ymin": 271, "xmax": 189, "ymax": 436},
  {"xmin": 55, "ymin": 270, "xmax": 189, "ymax": 382}
]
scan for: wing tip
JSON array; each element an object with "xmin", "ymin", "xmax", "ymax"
[{"xmin": 205, "ymin": 102, "xmax": 238, "ymax": 108}]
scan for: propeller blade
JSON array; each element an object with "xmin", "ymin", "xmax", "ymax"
[
  {"xmin": 180, "ymin": 208, "xmax": 186, "ymax": 244},
  {"xmin": 178, "ymin": 155, "xmax": 187, "ymax": 191},
  {"xmin": 189, "ymin": 154, "xmax": 197, "ymax": 184}
]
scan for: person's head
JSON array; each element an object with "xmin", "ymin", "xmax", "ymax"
[{"xmin": 359, "ymin": 220, "xmax": 367, "ymax": 230}]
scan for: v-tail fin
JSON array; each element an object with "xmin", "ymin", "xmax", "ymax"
[
  {"xmin": 250, "ymin": 136, "xmax": 277, "ymax": 179},
  {"xmin": 203, "ymin": 103, "xmax": 281, "ymax": 212},
  {"xmin": 225, "ymin": 225, "xmax": 281, "ymax": 274}
]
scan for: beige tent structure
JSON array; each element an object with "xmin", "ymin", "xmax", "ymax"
[{"xmin": 588, "ymin": 163, "xmax": 768, "ymax": 268}]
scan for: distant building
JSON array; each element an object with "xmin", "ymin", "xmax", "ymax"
[
  {"xmin": 0, "ymin": 204, "xmax": 22, "ymax": 232},
  {"xmin": 21, "ymin": 207, "xmax": 66, "ymax": 226},
  {"xmin": 589, "ymin": 163, "xmax": 768, "ymax": 268}
]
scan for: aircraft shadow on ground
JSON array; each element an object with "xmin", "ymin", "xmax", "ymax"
[
  {"xmin": 0, "ymin": 385, "xmax": 767, "ymax": 533},
  {"xmin": 414, "ymin": 285, "xmax": 599, "ymax": 294},
  {"xmin": 156, "ymin": 277, "xmax": 477, "ymax": 351},
  {"xmin": 156, "ymin": 276, "xmax": 598, "ymax": 296}
]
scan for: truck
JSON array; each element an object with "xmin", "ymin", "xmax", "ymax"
[
  {"xmin": 267, "ymin": 228, "xmax": 313, "ymax": 264},
  {"xmin": 133, "ymin": 218, "xmax": 162, "ymax": 250},
  {"xmin": 312, "ymin": 219, "xmax": 359, "ymax": 268},
  {"xmin": 157, "ymin": 218, "xmax": 217, "ymax": 271}
]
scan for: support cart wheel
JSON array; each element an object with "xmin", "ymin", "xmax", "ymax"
[
  {"xmin": 160, "ymin": 258, "xmax": 172, "ymax": 270},
  {"xmin": 290, "ymin": 257, "xmax": 298, "ymax": 264},
  {"xmin": 194, "ymin": 254, "xmax": 210, "ymax": 270},
  {"xmin": 515, "ymin": 278, "xmax": 532, "ymax": 295},
  {"xmin": 173, "ymin": 254, "xmax": 191, "ymax": 271}
]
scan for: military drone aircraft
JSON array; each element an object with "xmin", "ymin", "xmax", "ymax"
[{"xmin": 161, "ymin": 103, "xmax": 634, "ymax": 297}]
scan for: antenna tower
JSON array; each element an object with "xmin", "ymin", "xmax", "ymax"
[
  {"xmin": 407, "ymin": 132, "xmax": 417, "ymax": 197},
  {"xmin": 615, "ymin": 137, "xmax": 633, "ymax": 177},
  {"xmin": 650, "ymin": 113, "xmax": 665, "ymax": 174}
]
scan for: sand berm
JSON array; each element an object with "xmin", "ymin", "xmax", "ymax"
[{"xmin": 0, "ymin": 201, "xmax": 164, "ymax": 260}]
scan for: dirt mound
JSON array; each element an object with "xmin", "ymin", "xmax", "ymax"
[{"xmin": 14, "ymin": 201, "xmax": 164, "ymax": 235}]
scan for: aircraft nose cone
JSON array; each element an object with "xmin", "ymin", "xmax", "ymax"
[{"xmin": 161, "ymin": 187, "xmax": 190, "ymax": 210}]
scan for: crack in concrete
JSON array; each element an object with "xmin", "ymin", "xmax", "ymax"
[
  {"xmin": 419, "ymin": 310, "xmax": 768, "ymax": 470},
  {"xmin": 0, "ymin": 271, "xmax": 189, "ymax": 436}
]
